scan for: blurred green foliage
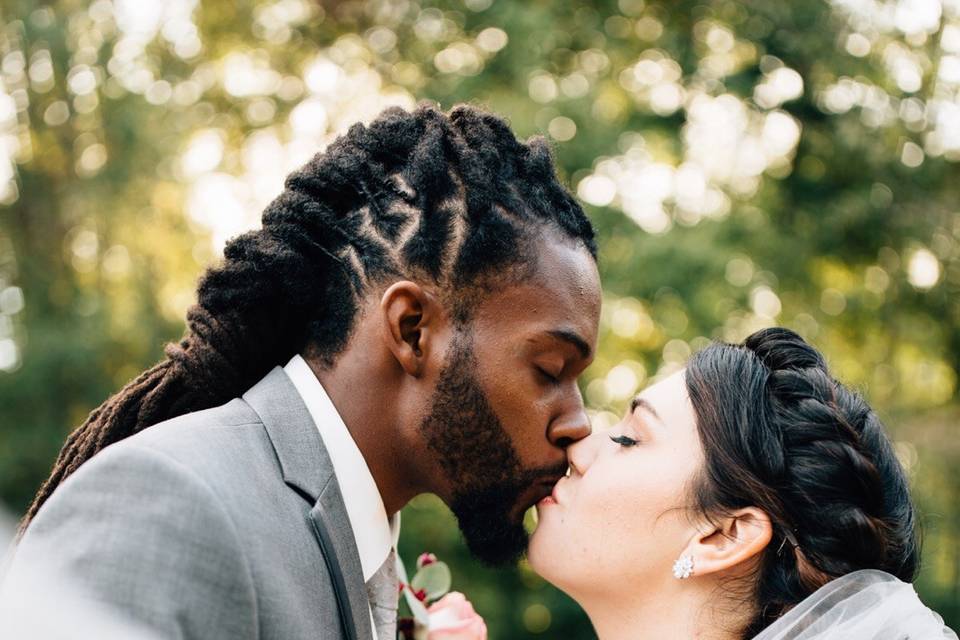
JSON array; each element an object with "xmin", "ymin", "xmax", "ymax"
[{"xmin": 1, "ymin": 0, "xmax": 958, "ymax": 636}]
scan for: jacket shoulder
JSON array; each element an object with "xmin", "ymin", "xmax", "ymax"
[
  {"xmin": 103, "ymin": 396, "xmax": 282, "ymax": 507},
  {"xmin": 8, "ymin": 440, "xmax": 259, "ymax": 639},
  {"xmin": 123, "ymin": 397, "xmax": 264, "ymax": 458}
]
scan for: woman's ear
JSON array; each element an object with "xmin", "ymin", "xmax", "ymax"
[
  {"xmin": 682, "ymin": 508, "xmax": 773, "ymax": 578},
  {"xmin": 380, "ymin": 281, "xmax": 444, "ymax": 377}
]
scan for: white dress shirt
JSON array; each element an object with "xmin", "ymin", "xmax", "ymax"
[{"xmin": 284, "ymin": 355, "xmax": 400, "ymax": 637}]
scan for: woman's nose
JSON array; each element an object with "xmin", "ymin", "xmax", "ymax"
[{"xmin": 567, "ymin": 427, "xmax": 603, "ymax": 477}]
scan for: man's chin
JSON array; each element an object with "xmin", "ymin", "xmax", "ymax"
[
  {"xmin": 460, "ymin": 519, "xmax": 529, "ymax": 567},
  {"xmin": 450, "ymin": 492, "xmax": 530, "ymax": 567}
]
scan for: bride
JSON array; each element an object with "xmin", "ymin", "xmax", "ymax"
[{"xmin": 528, "ymin": 327, "xmax": 956, "ymax": 639}]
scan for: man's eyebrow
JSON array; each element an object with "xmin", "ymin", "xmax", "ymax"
[
  {"xmin": 630, "ymin": 396, "xmax": 662, "ymax": 422},
  {"xmin": 546, "ymin": 329, "xmax": 592, "ymax": 359}
]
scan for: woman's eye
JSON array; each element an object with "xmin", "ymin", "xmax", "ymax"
[{"xmin": 609, "ymin": 434, "xmax": 640, "ymax": 448}]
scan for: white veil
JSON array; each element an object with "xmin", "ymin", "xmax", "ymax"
[{"xmin": 752, "ymin": 570, "xmax": 957, "ymax": 640}]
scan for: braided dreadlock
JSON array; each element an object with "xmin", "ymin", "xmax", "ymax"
[{"xmin": 23, "ymin": 103, "xmax": 596, "ymax": 528}]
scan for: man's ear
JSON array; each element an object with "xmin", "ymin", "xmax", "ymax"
[
  {"xmin": 380, "ymin": 281, "xmax": 443, "ymax": 377},
  {"xmin": 683, "ymin": 508, "xmax": 772, "ymax": 578}
]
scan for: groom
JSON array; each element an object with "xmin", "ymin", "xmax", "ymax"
[{"xmin": 2, "ymin": 104, "xmax": 601, "ymax": 639}]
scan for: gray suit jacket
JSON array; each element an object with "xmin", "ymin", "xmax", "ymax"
[{"xmin": 2, "ymin": 367, "xmax": 373, "ymax": 640}]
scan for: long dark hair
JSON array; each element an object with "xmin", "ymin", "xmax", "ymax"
[
  {"xmin": 22, "ymin": 103, "xmax": 596, "ymax": 529},
  {"xmin": 686, "ymin": 327, "xmax": 918, "ymax": 638}
]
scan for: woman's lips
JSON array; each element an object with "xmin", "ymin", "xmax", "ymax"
[{"xmin": 538, "ymin": 478, "xmax": 563, "ymax": 506}]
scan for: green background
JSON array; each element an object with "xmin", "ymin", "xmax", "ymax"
[{"xmin": 1, "ymin": 0, "xmax": 958, "ymax": 637}]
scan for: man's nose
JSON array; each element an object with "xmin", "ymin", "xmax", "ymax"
[{"xmin": 547, "ymin": 408, "xmax": 592, "ymax": 449}]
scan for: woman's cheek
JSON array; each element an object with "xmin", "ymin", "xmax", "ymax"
[
  {"xmin": 589, "ymin": 465, "xmax": 661, "ymax": 542},
  {"xmin": 573, "ymin": 480, "xmax": 628, "ymax": 567}
]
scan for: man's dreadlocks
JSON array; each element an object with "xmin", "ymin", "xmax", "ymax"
[{"xmin": 22, "ymin": 102, "xmax": 596, "ymax": 528}]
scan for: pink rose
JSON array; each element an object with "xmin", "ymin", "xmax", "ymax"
[{"xmin": 426, "ymin": 592, "xmax": 487, "ymax": 640}]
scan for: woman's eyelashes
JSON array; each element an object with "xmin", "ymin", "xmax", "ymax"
[{"xmin": 609, "ymin": 434, "xmax": 640, "ymax": 448}]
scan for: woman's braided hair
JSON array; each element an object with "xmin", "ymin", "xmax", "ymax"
[
  {"xmin": 685, "ymin": 327, "xmax": 918, "ymax": 638},
  {"xmin": 22, "ymin": 102, "xmax": 596, "ymax": 528}
]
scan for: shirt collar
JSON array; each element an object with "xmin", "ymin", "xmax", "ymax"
[{"xmin": 284, "ymin": 355, "xmax": 400, "ymax": 582}]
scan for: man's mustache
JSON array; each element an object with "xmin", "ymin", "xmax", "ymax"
[
  {"xmin": 456, "ymin": 460, "xmax": 569, "ymax": 501},
  {"xmin": 520, "ymin": 461, "xmax": 570, "ymax": 486}
]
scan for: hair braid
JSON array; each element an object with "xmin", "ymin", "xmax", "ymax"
[{"xmin": 23, "ymin": 102, "xmax": 595, "ymax": 530}]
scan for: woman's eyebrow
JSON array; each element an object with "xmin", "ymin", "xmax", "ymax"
[{"xmin": 630, "ymin": 396, "xmax": 662, "ymax": 423}]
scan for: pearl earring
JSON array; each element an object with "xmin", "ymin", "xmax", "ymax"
[{"xmin": 672, "ymin": 555, "xmax": 694, "ymax": 579}]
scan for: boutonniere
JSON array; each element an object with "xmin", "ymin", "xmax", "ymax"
[{"xmin": 397, "ymin": 553, "xmax": 487, "ymax": 640}]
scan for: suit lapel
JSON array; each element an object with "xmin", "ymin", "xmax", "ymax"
[
  {"xmin": 243, "ymin": 367, "xmax": 373, "ymax": 640},
  {"xmin": 311, "ymin": 482, "xmax": 374, "ymax": 640}
]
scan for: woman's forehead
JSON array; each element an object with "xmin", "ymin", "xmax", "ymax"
[{"xmin": 636, "ymin": 370, "xmax": 695, "ymax": 426}]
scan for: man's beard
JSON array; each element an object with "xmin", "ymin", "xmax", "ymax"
[{"xmin": 418, "ymin": 335, "xmax": 566, "ymax": 566}]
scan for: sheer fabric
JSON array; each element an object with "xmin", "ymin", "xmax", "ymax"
[{"xmin": 753, "ymin": 570, "xmax": 957, "ymax": 640}]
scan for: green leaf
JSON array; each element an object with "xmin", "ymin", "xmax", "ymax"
[{"xmin": 410, "ymin": 561, "xmax": 452, "ymax": 602}]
